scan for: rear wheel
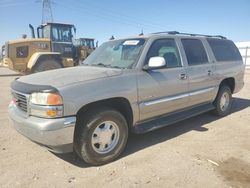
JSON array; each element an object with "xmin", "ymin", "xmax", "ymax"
[
  {"xmin": 32, "ymin": 59, "xmax": 63, "ymax": 73},
  {"xmin": 74, "ymin": 107, "xmax": 128, "ymax": 165},
  {"xmin": 212, "ymin": 85, "xmax": 232, "ymax": 116}
]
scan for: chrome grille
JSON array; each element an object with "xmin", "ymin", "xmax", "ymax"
[{"xmin": 12, "ymin": 91, "xmax": 28, "ymax": 113}]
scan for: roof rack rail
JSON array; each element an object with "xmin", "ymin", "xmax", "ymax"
[
  {"xmin": 152, "ymin": 31, "xmax": 227, "ymax": 39},
  {"xmin": 178, "ymin": 32, "xmax": 227, "ymax": 39},
  {"xmin": 152, "ymin": 31, "xmax": 179, "ymax": 35},
  {"xmin": 213, "ymin": 35, "xmax": 227, "ymax": 39}
]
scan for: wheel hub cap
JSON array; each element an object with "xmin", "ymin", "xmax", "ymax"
[
  {"xmin": 91, "ymin": 121, "xmax": 119, "ymax": 154},
  {"xmin": 220, "ymin": 92, "xmax": 229, "ymax": 111}
]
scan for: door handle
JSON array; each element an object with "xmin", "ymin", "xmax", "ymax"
[
  {"xmin": 208, "ymin": 70, "xmax": 212, "ymax": 76},
  {"xmin": 179, "ymin": 73, "xmax": 188, "ymax": 80}
]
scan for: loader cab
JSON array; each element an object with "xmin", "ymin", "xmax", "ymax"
[
  {"xmin": 37, "ymin": 23, "xmax": 76, "ymax": 58},
  {"xmin": 76, "ymin": 38, "xmax": 96, "ymax": 49}
]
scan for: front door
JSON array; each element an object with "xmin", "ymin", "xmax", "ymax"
[{"xmin": 137, "ymin": 38, "xmax": 189, "ymax": 121}]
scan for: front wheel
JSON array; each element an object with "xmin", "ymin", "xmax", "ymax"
[
  {"xmin": 212, "ymin": 85, "xmax": 232, "ymax": 116},
  {"xmin": 74, "ymin": 107, "xmax": 128, "ymax": 165}
]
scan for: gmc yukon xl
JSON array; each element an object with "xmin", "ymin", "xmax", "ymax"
[{"xmin": 9, "ymin": 32, "xmax": 245, "ymax": 165}]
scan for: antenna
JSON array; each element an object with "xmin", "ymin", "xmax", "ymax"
[
  {"xmin": 41, "ymin": 0, "xmax": 53, "ymax": 24},
  {"xmin": 109, "ymin": 35, "xmax": 115, "ymax": 40},
  {"xmin": 139, "ymin": 29, "xmax": 144, "ymax": 36}
]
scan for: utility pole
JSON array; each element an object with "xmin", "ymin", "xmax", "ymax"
[{"xmin": 42, "ymin": 0, "xmax": 53, "ymax": 24}]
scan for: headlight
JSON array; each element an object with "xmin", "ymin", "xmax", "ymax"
[
  {"xmin": 30, "ymin": 93, "xmax": 63, "ymax": 105},
  {"xmin": 29, "ymin": 92, "xmax": 63, "ymax": 118}
]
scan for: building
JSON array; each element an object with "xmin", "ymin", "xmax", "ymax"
[{"xmin": 235, "ymin": 41, "xmax": 250, "ymax": 69}]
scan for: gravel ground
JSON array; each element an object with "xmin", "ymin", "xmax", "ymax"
[{"xmin": 0, "ymin": 67, "xmax": 249, "ymax": 188}]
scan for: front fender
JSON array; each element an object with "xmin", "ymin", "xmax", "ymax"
[
  {"xmin": 59, "ymin": 71, "xmax": 140, "ymax": 124},
  {"xmin": 27, "ymin": 52, "xmax": 61, "ymax": 69}
]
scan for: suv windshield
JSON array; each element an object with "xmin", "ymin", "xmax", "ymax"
[{"xmin": 82, "ymin": 38, "xmax": 145, "ymax": 69}]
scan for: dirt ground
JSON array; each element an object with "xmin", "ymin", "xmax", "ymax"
[{"xmin": 0, "ymin": 67, "xmax": 249, "ymax": 188}]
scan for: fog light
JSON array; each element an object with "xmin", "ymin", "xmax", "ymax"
[
  {"xmin": 30, "ymin": 105, "xmax": 63, "ymax": 118},
  {"xmin": 47, "ymin": 110, "xmax": 60, "ymax": 117}
]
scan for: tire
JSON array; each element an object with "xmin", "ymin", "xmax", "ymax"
[
  {"xmin": 32, "ymin": 59, "xmax": 63, "ymax": 73},
  {"xmin": 74, "ymin": 107, "xmax": 128, "ymax": 166},
  {"xmin": 212, "ymin": 85, "xmax": 232, "ymax": 116}
]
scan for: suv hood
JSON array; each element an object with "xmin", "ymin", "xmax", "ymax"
[{"xmin": 18, "ymin": 66, "xmax": 122, "ymax": 88}]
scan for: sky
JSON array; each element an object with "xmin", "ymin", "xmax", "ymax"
[{"xmin": 0, "ymin": 0, "xmax": 250, "ymax": 46}]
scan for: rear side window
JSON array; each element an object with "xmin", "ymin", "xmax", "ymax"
[
  {"xmin": 207, "ymin": 39, "xmax": 242, "ymax": 61},
  {"xmin": 181, "ymin": 39, "xmax": 208, "ymax": 65}
]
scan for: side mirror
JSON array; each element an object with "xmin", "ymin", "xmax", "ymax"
[{"xmin": 143, "ymin": 57, "xmax": 166, "ymax": 70}]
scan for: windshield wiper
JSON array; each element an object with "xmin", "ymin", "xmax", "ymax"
[
  {"xmin": 81, "ymin": 63, "xmax": 90, "ymax": 66},
  {"xmin": 95, "ymin": 63, "xmax": 109, "ymax": 67},
  {"xmin": 92, "ymin": 63, "xmax": 122, "ymax": 69}
]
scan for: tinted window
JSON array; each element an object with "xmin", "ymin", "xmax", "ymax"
[
  {"xmin": 51, "ymin": 26, "xmax": 72, "ymax": 42},
  {"xmin": 207, "ymin": 39, "xmax": 242, "ymax": 61},
  {"xmin": 16, "ymin": 46, "xmax": 28, "ymax": 58},
  {"xmin": 147, "ymin": 39, "xmax": 181, "ymax": 68},
  {"xmin": 181, "ymin": 39, "xmax": 208, "ymax": 65}
]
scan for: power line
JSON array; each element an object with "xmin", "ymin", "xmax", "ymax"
[
  {"xmin": 73, "ymin": 1, "xmax": 169, "ymax": 31},
  {"xmin": 0, "ymin": 1, "xmax": 31, "ymax": 8},
  {"xmin": 0, "ymin": 0, "xmax": 190, "ymax": 34},
  {"xmin": 77, "ymin": 1, "xmax": 193, "ymax": 33},
  {"xmin": 74, "ymin": 0, "xmax": 173, "ymax": 31},
  {"xmin": 55, "ymin": 1, "xmax": 168, "ymax": 33},
  {"xmin": 55, "ymin": 1, "xmax": 191, "ymax": 34}
]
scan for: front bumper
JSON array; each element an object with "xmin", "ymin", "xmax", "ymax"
[{"xmin": 8, "ymin": 103, "xmax": 76, "ymax": 153}]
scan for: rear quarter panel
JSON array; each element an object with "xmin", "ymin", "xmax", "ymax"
[{"xmin": 214, "ymin": 61, "xmax": 245, "ymax": 93}]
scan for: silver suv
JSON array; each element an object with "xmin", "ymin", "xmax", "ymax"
[{"xmin": 9, "ymin": 31, "xmax": 245, "ymax": 165}]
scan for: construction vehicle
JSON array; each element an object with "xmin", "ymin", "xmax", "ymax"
[
  {"xmin": 0, "ymin": 45, "xmax": 4, "ymax": 64},
  {"xmin": 2, "ymin": 22, "xmax": 96, "ymax": 73},
  {"xmin": 75, "ymin": 38, "xmax": 97, "ymax": 62}
]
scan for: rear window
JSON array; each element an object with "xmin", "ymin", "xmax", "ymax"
[
  {"xmin": 181, "ymin": 39, "xmax": 208, "ymax": 65},
  {"xmin": 207, "ymin": 39, "xmax": 242, "ymax": 61}
]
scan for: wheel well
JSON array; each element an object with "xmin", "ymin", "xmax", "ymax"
[
  {"xmin": 220, "ymin": 77, "xmax": 235, "ymax": 93},
  {"xmin": 76, "ymin": 98, "xmax": 134, "ymax": 129},
  {"xmin": 37, "ymin": 54, "xmax": 63, "ymax": 66}
]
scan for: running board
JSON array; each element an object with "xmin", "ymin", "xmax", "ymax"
[{"xmin": 132, "ymin": 103, "xmax": 215, "ymax": 134}]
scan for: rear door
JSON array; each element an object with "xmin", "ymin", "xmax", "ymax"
[
  {"xmin": 137, "ymin": 38, "xmax": 189, "ymax": 121},
  {"xmin": 206, "ymin": 38, "xmax": 244, "ymax": 91},
  {"xmin": 180, "ymin": 38, "xmax": 218, "ymax": 106}
]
